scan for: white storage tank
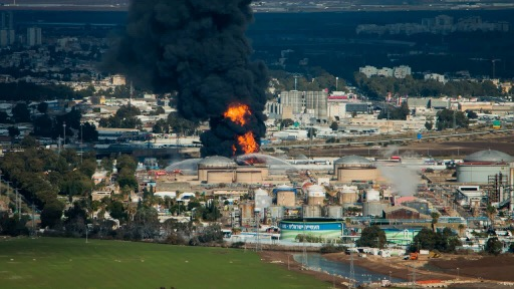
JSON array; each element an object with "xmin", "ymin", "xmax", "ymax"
[
  {"xmin": 325, "ymin": 206, "xmax": 343, "ymax": 218},
  {"xmin": 366, "ymin": 189, "xmax": 380, "ymax": 202},
  {"xmin": 303, "ymin": 205, "xmax": 322, "ymax": 218},
  {"xmin": 255, "ymin": 189, "xmax": 272, "ymax": 212},
  {"xmin": 307, "ymin": 185, "xmax": 326, "ymax": 205},
  {"xmin": 339, "ymin": 185, "xmax": 359, "ymax": 206},
  {"xmin": 363, "ymin": 201, "xmax": 389, "ymax": 217}
]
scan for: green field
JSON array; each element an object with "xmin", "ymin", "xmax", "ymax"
[{"xmin": 0, "ymin": 237, "xmax": 329, "ymax": 289}]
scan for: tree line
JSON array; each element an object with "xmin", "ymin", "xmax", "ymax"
[{"xmin": 355, "ymin": 73, "xmax": 502, "ymax": 100}]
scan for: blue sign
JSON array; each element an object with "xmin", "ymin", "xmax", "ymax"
[
  {"xmin": 280, "ymin": 222, "xmax": 343, "ymax": 231},
  {"xmin": 417, "ymin": 133, "xmax": 422, "ymax": 140}
]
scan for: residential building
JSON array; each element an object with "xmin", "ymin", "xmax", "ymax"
[
  {"xmin": 393, "ymin": 65, "xmax": 412, "ymax": 79},
  {"xmin": 359, "ymin": 65, "xmax": 378, "ymax": 78},
  {"xmin": 0, "ymin": 29, "xmax": 14, "ymax": 47},
  {"xmin": 424, "ymin": 73, "xmax": 446, "ymax": 83},
  {"xmin": 27, "ymin": 27, "xmax": 43, "ymax": 47}
]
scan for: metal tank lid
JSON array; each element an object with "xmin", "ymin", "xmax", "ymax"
[
  {"xmin": 334, "ymin": 155, "xmax": 373, "ymax": 166},
  {"xmin": 463, "ymin": 149, "xmax": 513, "ymax": 163},
  {"xmin": 198, "ymin": 156, "xmax": 237, "ymax": 168}
]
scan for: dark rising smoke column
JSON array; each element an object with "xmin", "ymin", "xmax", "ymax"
[{"xmin": 108, "ymin": 0, "xmax": 268, "ymax": 157}]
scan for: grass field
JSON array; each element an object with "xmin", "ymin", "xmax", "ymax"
[{"xmin": 0, "ymin": 237, "xmax": 330, "ymax": 289}]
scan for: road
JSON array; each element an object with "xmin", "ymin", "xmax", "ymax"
[{"xmin": 264, "ymin": 129, "xmax": 511, "ymax": 150}]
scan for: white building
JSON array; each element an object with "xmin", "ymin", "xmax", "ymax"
[
  {"xmin": 424, "ymin": 73, "xmax": 446, "ymax": 83},
  {"xmin": 359, "ymin": 65, "xmax": 378, "ymax": 78},
  {"xmin": 377, "ymin": 67, "xmax": 394, "ymax": 78},
  {"xmin": 393, "ymin": 65, "xmax": 412, "ymax": 79}
]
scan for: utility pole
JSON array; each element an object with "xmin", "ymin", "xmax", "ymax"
[
  {"xmin": 255, "ymin": 210, "xmax": 260, "ymax": 252},
  {"xmin": 453, "ymin": 110, "xmax": 456, "ymax": 130},
  {"xmin": 31, "ymin": 202, "xmax": 35, "ymax": 237},
  {"xmin": 302, "ymin": 217, "xmax": 307, "ymax": 270},
  {"xmin": 411, "ymin": 266, "xmax": 416, "ymax": 289},
  {"xmin": 15, "ymin": 188, "xmax": 18, "ymax": 218},
  {"xmin": 63, "ymin": 122, "xmax": 66, "ymax": 149},
  {"xmin": 80, "ymin": 123, "xmax": 83, "ymax": 164},
  {"xmin": 349, "ymin": 252, "xmax": 355, "ymax": 288}
]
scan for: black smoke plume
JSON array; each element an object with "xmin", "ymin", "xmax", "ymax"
[{"xmin": 107, "ymin": 0, "xmax": 268, "ymax": 157}]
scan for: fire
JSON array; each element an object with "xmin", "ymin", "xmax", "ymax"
[
  {"xmin": 223, "ymin": 103, "xmax": 260, "ymax": 155},
  {"xmin": 237, "ymin": 131, "xmax": 259, "ymax": 154},
  {"xmin": 223, "ymin": 103, "xmax": 252, "ymax": 126}
]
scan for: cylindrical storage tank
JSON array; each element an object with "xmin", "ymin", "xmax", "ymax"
[
  {"xmin": 268, "ymin": 206, "xmax": 284, "ymax": 220},
  {"xmin": 325, "ymin": 206, "xmax": 343, "ymax": 218},
  {"xmin": 197, "ymin": 156, "xmax": 237, "ymax": 183},
  {"xmin": 307, "ymin": 185, "xmax": 326, "ymax": 205},
  {"xmin": 255, "ymin": 188, "xmax": 268, "ymax": 196},
  {"xmin": 339, "ymin": 187, "xmax": 359, "ymax": 206},
  {"xmin": 277, "ymin": 191, "xmax": 295, "ymax": 207},
  {"xmin": 255, "ymin": 189, "xmax": 272, "ymax": 212},
  {"xmin": 333, "ymin": 155, "xmax": 378, "ymax": 183},
  {"xmin": 363, "ymin": 201, "xmax": 389, "ymax": 217},
  {"xmin": 366, "ymin": 189, "xmax": 380, "ymax": 202},
  {"xmin": 456, "ymin": 164, "xmax": 510, "ymax": 184},
  {"xmin": 303, "ymin": 205, "xmax": 322, "ymax": 218},
  {"xmin": 240, "ymin": 202, "xmax": 255, "ymax": 220},
  {"xmin": 274, "ymin": 185, "xmax": 296, "ymax": 207}
]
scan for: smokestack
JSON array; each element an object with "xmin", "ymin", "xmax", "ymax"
[{"xmin": 106, "ymin": 0, "xmax": 268, "ymax": 157}]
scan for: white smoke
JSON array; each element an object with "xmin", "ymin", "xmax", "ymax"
[
  {"xmin": 381, "ymin": 145, "xmax": 399, "ymax": 159},
  {"xmin": 377, "ymin": 163, "xmax": 420, "ymax": 197}
]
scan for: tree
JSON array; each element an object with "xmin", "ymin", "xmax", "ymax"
[
  {"xmin": 99, "ymin": 105, "xmax": 142, "ymax": 129},
  {"xmin": 167, "ymin": 112, "xmax": 198, "ymax": 136},
  {"xmin": 117, "ymin": 167, "xmax": 138, "ymax": 191},
  {"xmin": 466, "ymin": 110, "xmax": 478, "ymax": 119},
  {"xmin": 12, "ymin": 102, "xmax": 31, "ymax": 123},
  {"xmin": 37, "ymin": 102, "xmax": 48, "ymax": 114},
  {"xmin": 431, "ymin": 212, "xmax": 440, "ymax": 232},
  {"xmin": 436, "ymin": 109, "xmax": 469, "ymax": 131},
  {"xmin": 152, "ymin": 119, "xmax": 169, "ymax": 134},
  {"xmin": 191, "ymin": 224, "xmax": 223, "ymax": 245},
  {"xmin": 458, "ymin": 224, "xmax": 466, "ymax": 236},
  {"xmin": 7, "ymin": 126, "xmax": 20, "ymax": 142},
  {"xmin": 307, "ymin": 127, "xmax": 316, "ymax": 139},
  {"xmin": 40, "ymin": 200, "xmax": 64, "ymax": 229},
  {"xmin": 330, "ymin": 121, "xmax": 339, "ymax": 131},
  {"xmin": 116, "ymin": 155, "xmax": 137, "ymax": 172},
  {"xmin": 485, "ymin": 237, "xmax": 503, "ymax": 256},
  {"xmin": 280, "ymin": 118, "xmax": 294, "ymax": 129},
  {"xmin": 0, "ymin": 111, "xmax": 10, "ymax": 123},
  {"xmin": 81, "ymin": 122, "xmax": 99, "ymax": 143},
  {"xmin": 424, "ymin": 121, "xmax": 433, "ymax": 131},
  {"xmin": 378, "ymin": 104, "xmax": 409, "ymax": 120},
  {"xmin": 20, "ymin": 135, "xmax": 39, "ymax": 148},
  {"xmin": 108, "ymin": 201, "xmax": 127, "ymax": 222},
  {"xmin": 356, "ymin": 225, "xmax": 386, "ymax": 248},
  {"xmin": 486, "ymin": 205, "xmax": 497, "ymax": 228},
  {"xmin": 412, "ymin": 227, "xmax": 461, "ymax": 253}
]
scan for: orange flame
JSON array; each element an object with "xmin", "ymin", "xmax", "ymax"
[
  {"xmin": 223, "ymin": 103, "xmax": 252, "ymax": 126},
  {"xmin": 237, "ymin": 131, "xmax": 259, "ymax": 155}
]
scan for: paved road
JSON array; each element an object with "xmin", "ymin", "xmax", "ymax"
[{"xmin": 264, "ymin": 129, "xmax": 511, "ymax": 150}]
